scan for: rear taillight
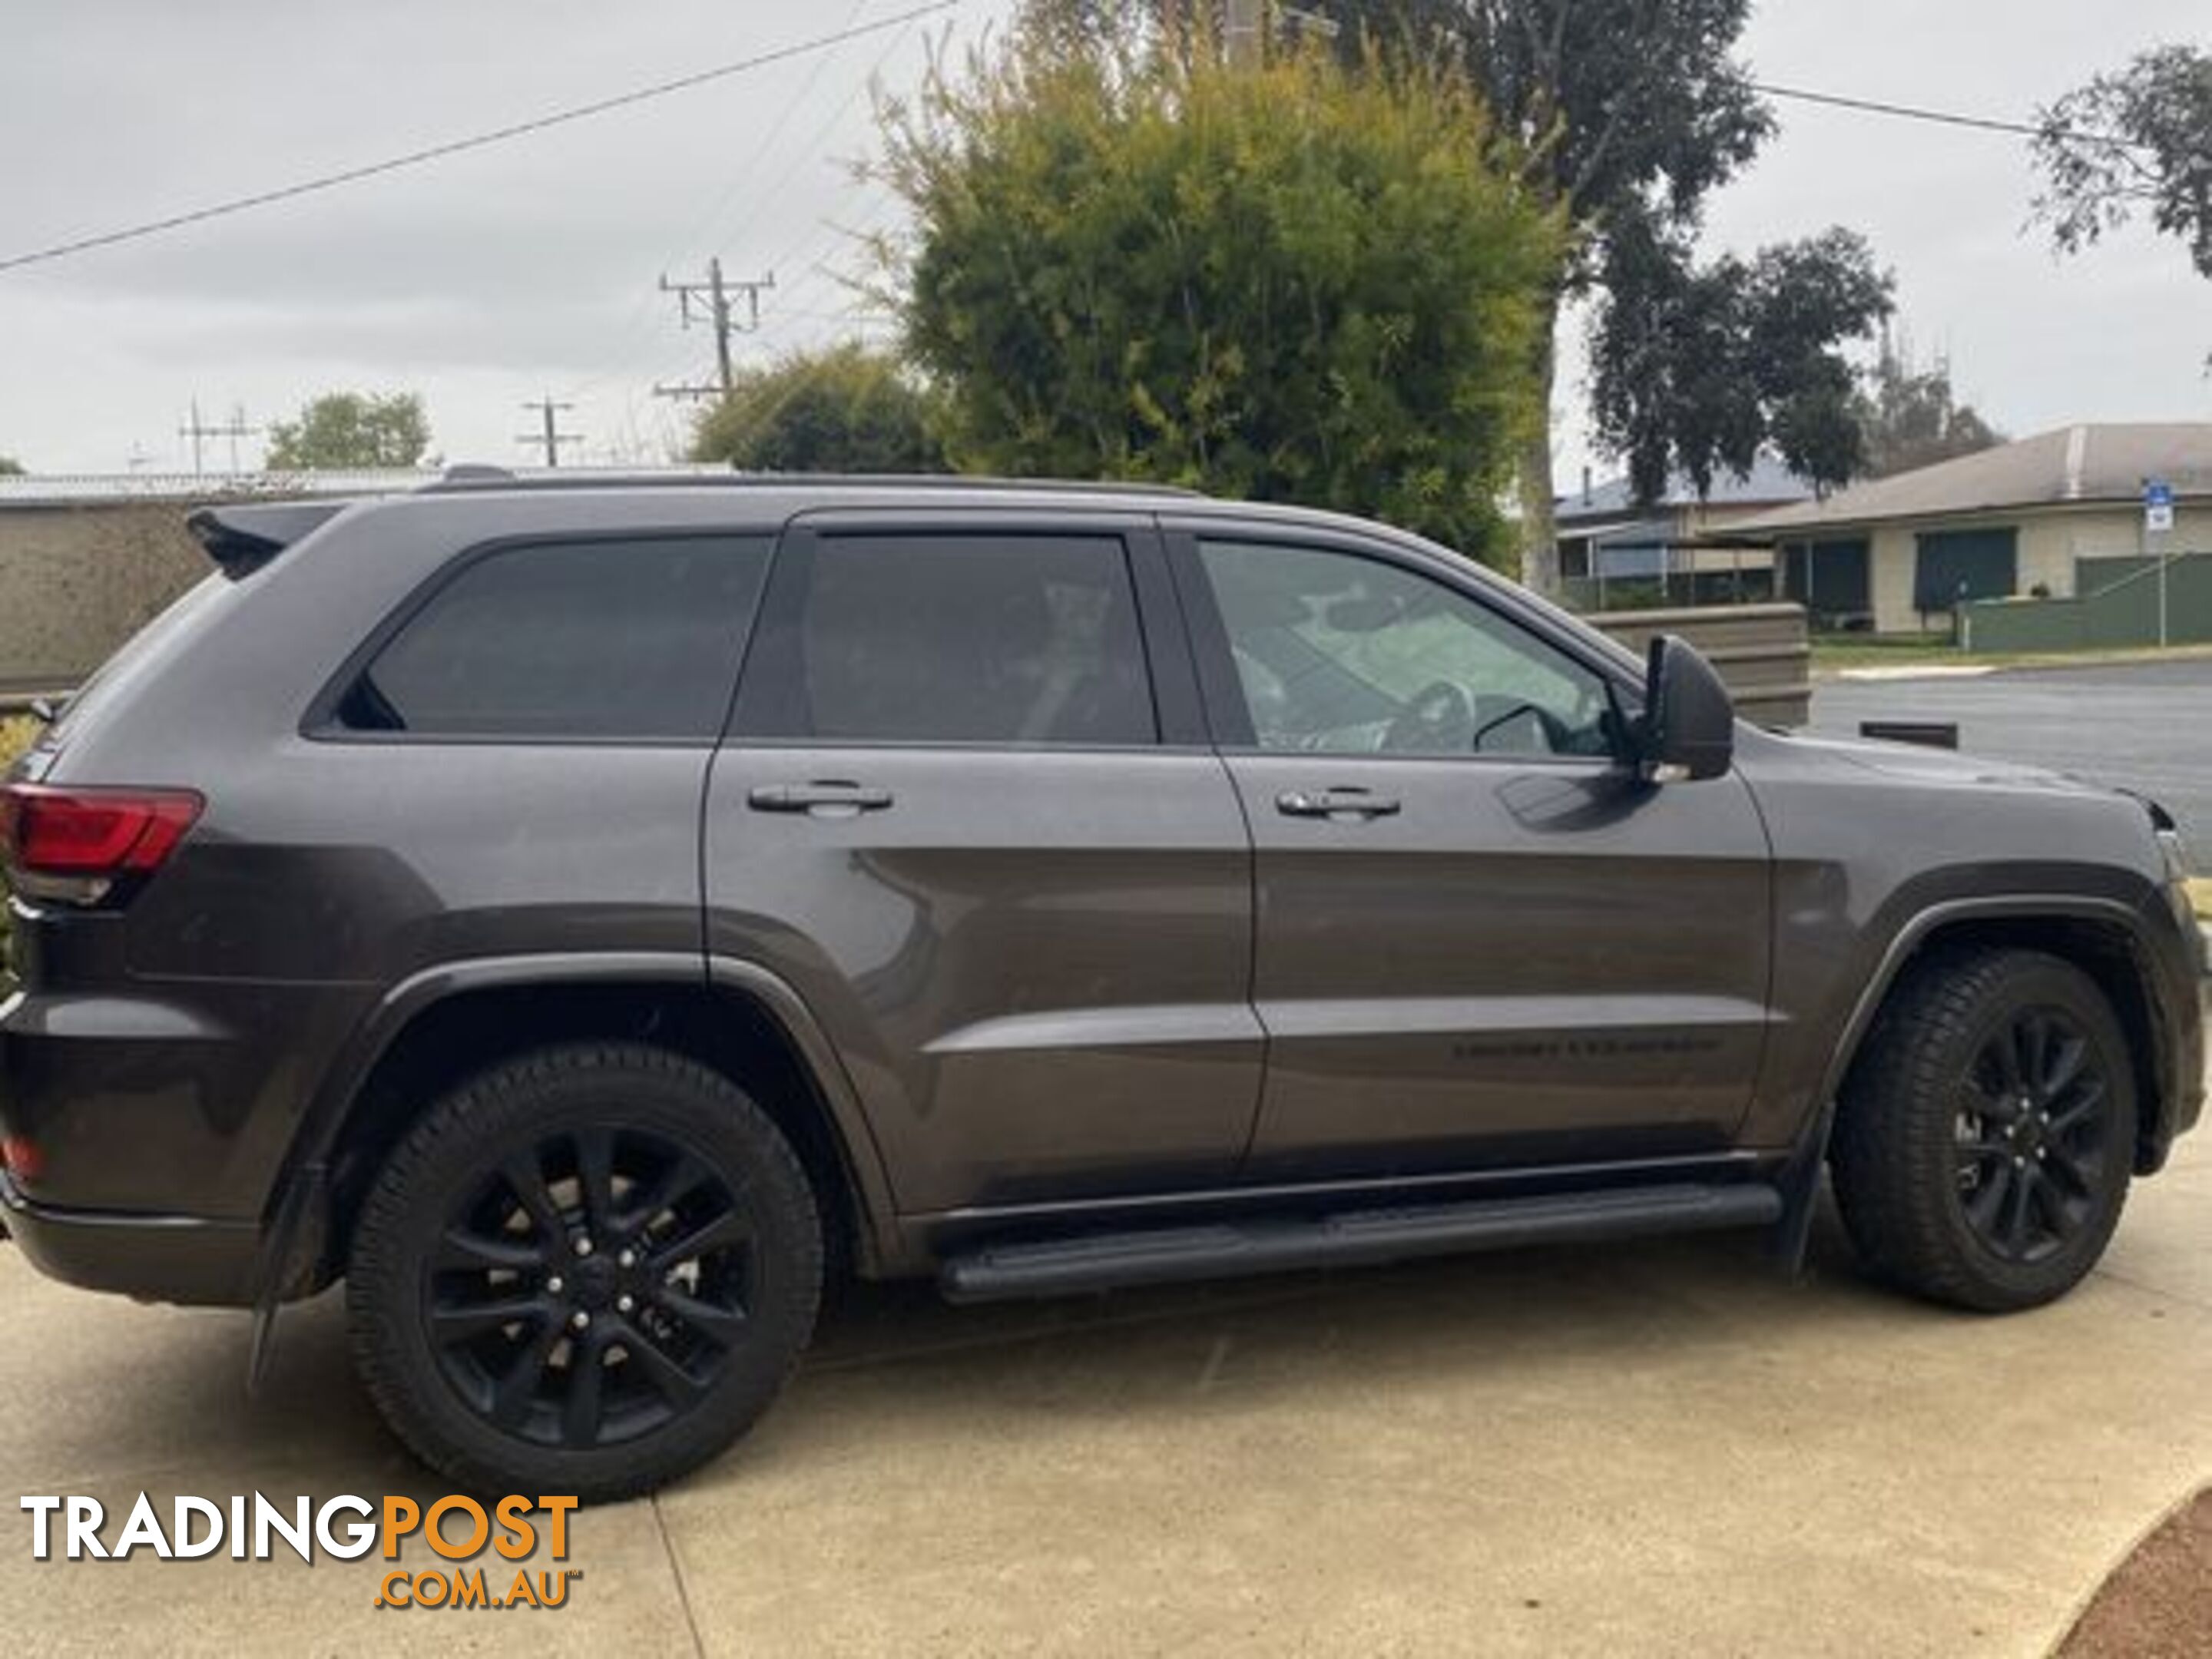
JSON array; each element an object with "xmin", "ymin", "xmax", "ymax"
[{"xmin": 0, "ymin": 783, "xmax": 204, "ymax": 903}]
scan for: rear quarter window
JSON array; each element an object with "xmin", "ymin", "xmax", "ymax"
[{"xmin": 336, "ymin": 535, "xmax": 771, "ymax": 741}]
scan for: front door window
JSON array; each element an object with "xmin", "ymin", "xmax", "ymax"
[{"xmin": 1195, "ymin": 540, "xmax": 1618, "ymax": 760}]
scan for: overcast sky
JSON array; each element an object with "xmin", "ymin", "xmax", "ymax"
[{"xmin": 0, "ymin": 0, "xmax": 2205, "ymax": 482}]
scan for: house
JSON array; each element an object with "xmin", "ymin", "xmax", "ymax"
[
  {"xmin": 1555, "ymin": 453, "xmax": 1811, "ymax": 608},
  {"xmin": 1730, "ymin": 424, "xmax": 2212, "ymax": 634}
]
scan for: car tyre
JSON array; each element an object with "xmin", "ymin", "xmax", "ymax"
[
  {"xmin": 347, "ymin": 1042, "xmax": 822, "ymax": 1502},
  {"xmin": 1832, "ymin": 948, "xmax": 2134, "ymax": 1313}
]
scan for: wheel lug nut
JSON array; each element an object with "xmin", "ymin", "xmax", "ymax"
[
  {"xmin": 618, "ymin": 1249, "xmax": 637, "ymax": 1269},
  {"xmin": 570, "ymin": 1310, "xmax": 590, "ymax": 1332},
  {"xmin": 574, "ymin": 1237, "xmax": 594, "ymax": 1257},
  {"xmin": 617, "ymin": 1293, "xmax": 635, "ymax": 1313},
  {"xmin": 546, "ymin": 1275, "xmax": 565, "ymax": 1295}
]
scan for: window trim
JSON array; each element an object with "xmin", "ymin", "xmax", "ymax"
[
  {"xmin": 724, "ymin": 509, "xmax": 1197, "ymax": 753},
  {"xmin": 1163, "ymin": 520, "xmax": 1638, "ymax": 768},
  {"xmin": 300, "ymin": 528, "xmax": 777, "ymax": 748}
]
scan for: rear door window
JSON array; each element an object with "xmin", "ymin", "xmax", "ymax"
[
  {"xmin": 734, "ymin": 531, "xmax": 1159, "ymax": 746},
  {"xmin": 342, "ymin": 535, "xmax": 771, "ymax": 740}
]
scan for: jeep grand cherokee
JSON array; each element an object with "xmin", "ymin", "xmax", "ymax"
[{"xmin": 2, "ymin": 472, "xmax": 2200, "ymax": 1499}]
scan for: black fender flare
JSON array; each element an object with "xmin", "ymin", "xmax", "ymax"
[
  {"xmin": 257, "ymin": 950, "xmax": 902, "ymax": 1309},
  {"xmin": 1773, "ymin": 892, "xmax": 2172, "ymax": 1273},
  {"xmin": 1815, "ymin": 893, "xmax": 2169, "ymax": 1108}
]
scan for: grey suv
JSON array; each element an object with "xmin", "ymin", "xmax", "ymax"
[{"xmin": 2, "ymin": 473, "xmax": 2201, "ymax": 1499}]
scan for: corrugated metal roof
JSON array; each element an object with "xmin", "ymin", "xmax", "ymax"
[
  {"xmin": 1733, "ymin": 423, "xmax": 2212, "ymax": 538},
  {"xmin": 1557, "ymin": 452, "xmax": 1811, "ymax": 523},
  {"xmin": 0, "ymin": 464, "xmax": 734, "ymax": 508},
  {"xmin": 0, "ymin": 469, "xmax": 432, "ymax": 506},
  {"xmin": 1588, "ymin": 515, "xmax": 1676, "ymax": 550}
]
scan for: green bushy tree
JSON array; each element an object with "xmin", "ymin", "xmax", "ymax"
[
  {"xmin": 1041, "ymin": 2, "xmax": 1779, "ymax": 583},
  {"xmin": 689, "ymin": 343, "xmax": 945, "ymax": 473},
  {"xmin": 1591, "ymin": 222, "xmax": 1893, "ymax": 502},
  {"xmin": 1853, "ymin": 332, "xmax": 2004, "ymax": 480},
  {"xmin": 2035, "ymin": 45, "xmax": 2212, "ymax": 282},
  {"xmin": 873, "ymin": 23, "xmax": 1561, "ymax": 565},
  {"xmin": 264, "ymin": 391, "xmax": 429, "ymax": 470}
]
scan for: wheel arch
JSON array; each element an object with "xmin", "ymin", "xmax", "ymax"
[
  {"xmin": 283, "ymin": 953, "xmax": 901, "ymax": 1292},
  {"xmin": 1820, "ymin": 897, "xmax": 2174, "ymax": 1175}
]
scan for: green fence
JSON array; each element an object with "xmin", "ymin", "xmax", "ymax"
[{"xmin": 1959, "ymin": 554, "xmax": 2212, "ymax": 653}]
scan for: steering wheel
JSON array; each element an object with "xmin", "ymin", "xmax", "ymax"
[{"xmin": 1384, "ymin": 679, "xmax": 1476, "ymax": 753}]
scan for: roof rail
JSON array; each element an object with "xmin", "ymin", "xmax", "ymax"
[{"xmin": 416, "ymin": 465, "xmax": 1203, "ymax": 499}]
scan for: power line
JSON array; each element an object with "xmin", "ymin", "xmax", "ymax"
[
  {"xmin": 1750, "ymin": 81, "xmax": 2151, "ymax": 153},
  {"xmin": 674, "ymin": 0, "xmax": 878, "ymax": 271},
  {"xmin": 699, "ymin": 3, "xmax": 922, "ymax": 260},
  {"xmin": 612, "ymin": 6, "xmax": 916, "ymax": 411},
  {"xmin": 558, "ymin": 0, "xmax": 882, "ymax": 401},
  {"xmin": 0, "ymin": 2, "xmax": 962, "ymax": 276}
]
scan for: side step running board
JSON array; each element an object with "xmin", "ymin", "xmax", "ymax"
[{"xmin": 939, "ymin": 1182, "xmax": 1783, "ymax": 1303}]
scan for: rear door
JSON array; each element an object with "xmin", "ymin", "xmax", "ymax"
[
  {"xmin": 1171, "ymin": 520, "xmax": 1775, "ymax": 1181},
  {"xmin": 703, "ymin": 508, "xmax": 1261, "ymax": 1217}
]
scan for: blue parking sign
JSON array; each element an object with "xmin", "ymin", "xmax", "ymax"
[{"xmin": 2146, "ymin": 479, "xmax": 2175, "ymax": 532}]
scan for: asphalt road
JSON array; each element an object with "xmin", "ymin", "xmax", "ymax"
[{"xmin": 1813, "ymin": 658, "xmax": 2212, "ymax": 863}]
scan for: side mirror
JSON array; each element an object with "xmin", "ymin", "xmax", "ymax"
[{"xmin": 1640, "ymin": 635, "xmax": 1734, "ymax": 782}]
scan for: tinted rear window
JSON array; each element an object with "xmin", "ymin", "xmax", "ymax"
[
  {"xmin": 735, "ymin": 531, "xmax": 1157, "ymax": 746},
  {"xmin": 344, "ymin": 536, "xmax": 770, "ymax": 740}
]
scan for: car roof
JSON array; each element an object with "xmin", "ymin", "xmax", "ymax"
[
  {"xmin": 419, "ymin": 466, "xmax": 1200, "ymax": 507},
  {"xmin": 402, "ymin": 467, "xmax": 1442, "ymax": 539}
]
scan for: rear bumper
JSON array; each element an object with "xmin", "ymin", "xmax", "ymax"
[{"xmin": 0, "ymin": 1169, "xmax": 260, "ymax": 1306}]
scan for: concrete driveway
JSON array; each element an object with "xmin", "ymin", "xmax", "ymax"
[{"xmin": 2, "ymin": 1134, "xmax": 2206, "ymax": 1657}]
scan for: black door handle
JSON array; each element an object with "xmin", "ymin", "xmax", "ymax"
[
  {"xmin": 1276, "ymin": 787, "xmax": 1402, "ymax": 820},
  {"xmin": 747, "ymin": 780, "xmax": 894, "ymax": 816}
]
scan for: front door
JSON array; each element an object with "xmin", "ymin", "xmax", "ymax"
[
  {"xmin": 1172, "ymin": 525, "xmax": 1775, "ymax": 1181},
  {"xmin": 704, "ymin": 512, "xmax": 1263, "ymax": 1217}
]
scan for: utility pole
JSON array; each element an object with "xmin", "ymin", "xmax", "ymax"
[
  {"xmin": 178, "ymin": 397, "xmax": 214, "ymax": 477},
  {"xmin": 177, "ymin": 400, "xmax": 260, "ymax": 475},
  {"xmin": 515, "ymin": 395, "xmax": 582, "ymax": 468},
  {"xmin": 1225, "ymin": 0, "xmax": 1265, "ymax": 68},
  {"xmin": 219, "ymin": 405, "xmax": 260, "ymax": 473},
  {"xmin": 654, "ymin": 258, "xmax": 773, "ymax": 402}
]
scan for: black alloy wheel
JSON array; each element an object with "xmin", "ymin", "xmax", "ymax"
[
  {"xmin": 429, "ymin": 1125, "xmax": 757, "ymax": 1451},
  {"xmin": 349, "ymin": 1044, "xmax": 822, "ymax": 1501},
  {"xmin": 1949, "ymin": 1006, "xmax": 2115, "ymax": 1266},
  {"xmin": 1832, "ymin": 948, "xmax": 2134, "ymax": 1313}
]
